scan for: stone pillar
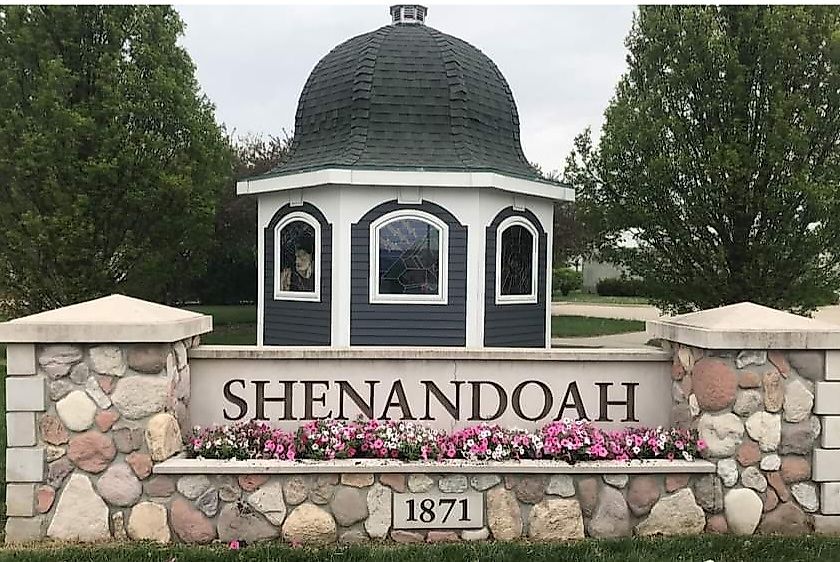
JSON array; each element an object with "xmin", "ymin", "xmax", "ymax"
[
  {"xmin": 0, "ymin": 295, "xmax": 211, "ymax": 543},
  {"xmin": 648, "ymin": 302, "xmax": 840, "ymax": 536}
]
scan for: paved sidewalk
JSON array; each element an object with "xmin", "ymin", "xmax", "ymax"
[
  {"xmin": 552, "ymin": 302, "xmax": 840, "ymax": 326},
  {"xmin": 552, "ymin": 331, "xmax": 651, "ymax": 349}
]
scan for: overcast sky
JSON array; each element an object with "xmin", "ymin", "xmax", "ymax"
[{"xmin": 177, "ymin": 4, "xmax": 636, "ymax": 175}]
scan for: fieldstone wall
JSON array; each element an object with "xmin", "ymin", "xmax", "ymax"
[
  {"xmin": 668, "ymin": 344, "xmax": 830, "ymax": 534},
  {"xmin": 5, "ymin": 340, "xmax": 195, "ymax": 543}
]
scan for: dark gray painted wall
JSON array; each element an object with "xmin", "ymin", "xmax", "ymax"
[
  {"xmin": 264, "ymin": 203, "xmax": 332, "ymax": 346},
  {"xmin": 484, "ymin": 207, "xmax": 547, "ymax": 348},
  {"xmin": 351, "ymin": 200, "xmax": 467, "ymax": 346}
]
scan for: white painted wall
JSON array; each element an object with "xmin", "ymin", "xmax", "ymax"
[{"xmin": 257, "ymin": 184, "xmax": 555, "ymax": 348}]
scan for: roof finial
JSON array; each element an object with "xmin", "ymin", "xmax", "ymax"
[{"xmin": 390, "ymin": 5, "xmax": 427, "ymax": 25}]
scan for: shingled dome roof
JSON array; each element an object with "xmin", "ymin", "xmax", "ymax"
[{"xmin": 264, "ymin": 9, "xmax": 542, "ymax": 181}]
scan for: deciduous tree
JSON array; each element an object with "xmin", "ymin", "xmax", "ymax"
[
  {"xmin": 0, "ymin": 6, "xmax": 231, "ymax": 315},
  {"xmin": 565, "ymin": 6, "xmax": 840, "ymax": 313}
]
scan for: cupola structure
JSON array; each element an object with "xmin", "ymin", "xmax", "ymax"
[{"xmin": 238, "ymin": 6, "xmax": 574, "ymax": 348}]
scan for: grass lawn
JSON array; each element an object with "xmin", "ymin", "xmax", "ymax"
[
  {"xmin": 184, "ymin": 305, "xmax": 256, "ymax": 345},
  {"xmin": 4, "ymin": 537, "xmax": 840, "ymax": 561},
  {"xmin": 554, "ymin": 290, "xmax": 650, "ymax": 306},
  {"xmin": 551, "ymin": 315, "xmax": 645, "ymax": 338}
]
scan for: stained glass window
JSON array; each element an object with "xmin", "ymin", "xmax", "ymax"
[
  {"xmin": 377, "ymin": 218, "xmax": 440, "ymax": 296},
  {"xmin": 278, "ymin": 220, "xmax": 316, "ymax": 294},
  {"xmin": 499, "ymin": 224, "xmax": 534, "ymax": 296}
]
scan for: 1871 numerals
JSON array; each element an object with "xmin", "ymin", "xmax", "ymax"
[{"xmin": 405, "ymin": 497, "xmax": 469, "ymax": 524}]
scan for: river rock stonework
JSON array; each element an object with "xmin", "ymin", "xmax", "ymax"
[{"xmin": 2, "ymin": 311, "xmax": 833, "ymax": 544}]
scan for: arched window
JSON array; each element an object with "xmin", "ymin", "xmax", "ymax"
[
  {"xmin": 495, "ymin": 216, "xmax": 538, "ymax": 304},
  {"xmin": 370, "ymin": 210, "xmax": 448, "ymax": 304},
  {"xmin": 274, "ymin": 212, "xmax": 320, "ymax": 302}
]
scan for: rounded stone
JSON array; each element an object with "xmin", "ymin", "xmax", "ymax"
[
  {"xmin": 635, "ymin": 488, "xmax": 705, "ymax": 536},
  {"xmin": 125, "ymin": 452, "xmax": 152, "ymax": 480},
  {"xmin": 760, "ymin": 454, "xmax": 782, "ymax": 472},
  {"xmin": 745, "ymin": 412, "xmax": 782, "ymax": 453},
  {"xmin": 310, "ymin": 475, "xmax": 337, "ymax": 504},
  {"xmin": 128, "ymin": 501, "xmax": 170, "ymax": 543},
  {"xmin": 127, "ymin": 344, "xmax": 168, "ymax": 374},
  {"xmin": 734, "ymin": 390, "xmax": 763, "ymax": 417},
  {"xmin": 145, "ymin": 476, "xmax": 176, "ymax": 497},
  {"xmin": 603, "ymin": 474, "xmax": 629, "ymax": 489},
  {"xmin": 528, "ymin": 498, "xmax": 584, "ymax": 540},
  {"xmin": 427, "ymin": 530, "xmax": 459, "ymax": 543},
  {"xmin": 196, "ymin": 488, "xmax": 219, "ymax": 518},
  {"xmin": 282, "ymin": 503, "xmax": 337, "ymax": 545},
  {"xmin": 626, "ymin": 476, "xmax": 660, "ymax": 516},
  {"xmin": 39, "ymin": 414, "xmax": 69, "ymax": 446},
  {"xmin": 46, "ymin": 473, "xmax": 110, "ymax": 541},
  {"xmin": 461, "ymin": 527, "xmax": 490, "ymax": 541},
  {"xmin": 38, "ymin": 345, "xmax": 83, "ymax": 378},
  {"xmin": 380, "ymin": 474, "xmax": 407, "ymax": 492},
  {"xmin": 781, "ymin": 456, "xmax": 811, "ymax": 483},
  {"xmin": 576, "ymin": 477, "xmax": 599, "ymax": 517},
  {"xmin": 364, "ymin": 483, "xmax": 391, "ymax": 539},
  {"xmin": 737, "ymin": 441, "xmax": 762, "ymax": 466},
  {"xmin": 705, "ymin": 514, "xmax": 728, "ymax": 534},
  {"xmin": 724, "ymin": 488, "xmax": 762, "ymax": 535},
  {"xmin": 439, "ymin": 474, "xmax": 468, "ymax": 493},
  {"xmin": 49, "ymin": 379, "xmax": 74, "ymax": 401},
  {"xmin": 177, "ymin": 475, "xmax": 211, "ymax": 500},
  {"xmin": 487, "ymin": 487, "xmax": 522, "ymax": 540},
  {"xmin": 588, "ymin": 485, "xmax": 630, "ymax": 538},
  {"xmin": 56, "ymin": 390, "xmax": 97, "ymax": 432},
  {"xmin": 36, "ymin": 485, "xmax": 55, "ymax": 514},
  {"xmin": 94, "ymin": 409, "xmax": 119, "ymax": 432},
  {"xmin": 67, "ymin": 431, "xmax": 116, "ymax": 473},
  {"xmin": 69, "ymin": 362, "xmax": 90, "ymax": 385},
  {"xmin": 145, "ymin": 413, "xmax": 182, "ymax": 461},
  {"xmin": 741, "ymin": 466, "xmax": 767, "ymax": 492},
  {"xmin": 665, "ymin": 474, "xmax": 690, "ymax": 493},
  {"xmin": 47, "ymin": 457, "xmax": 74, "ymax": 488},
  {"xmin": 791, "ymin": 482, "xmax": 819, "ymax": 513},
  {"xmin": 238, "ymin": 474, "xmax": 269, "ymax": 492},
  {"xmin": 96, "ymin": 463, "xmax": 142, "ymax": 507},
  {"xmin": 216, "ymin": 476, "xmax": 241, "ymax": 502},
  {"xmin": 408, "ymin": 474, "xmax": 433, "ymax": 493},
  {"xmin": 331, "ymin": 486, "xmax": 368, "ymax": 526},
  {"xmin": 247, "ymin": 480, "xmax": 287, "ymax": 525},
  {"xmin": 339, "ymin": 529, "xmax": 370, "ymax": 544},
  {"xmin": 170, "ymin": 498, "xmax": 216, "ymax": 544},
  {"xmin": 738, "ymin": 371, "xmax": 761, "ymax": 389},
  {"xmin": 217, "ymin": 503, "xmax": 280, "ymax": 543},
  {"xmin": 512, "ymin": 475, "xmax": 546, "ymax": 504},
  {"xmin": 764, "ymin": 488, "xmax": 780, "ymax": 512},
  {"xmin": 717, "ymin": 459, "xmax": 739, "ymax": 487},
  {"xmin": 766, "ymin": 471, "xmax": 791, "ymax": 502},
  {"xmin": 341, "ymin": 473, "xmax": 374, "ymax": 488},
  {"xmin": 283, "ymin": 476, "xmax": 308, "ymax": 505},
  {"xmin": 111, "ymin": 375, "xmax": 168, "ymax": 419},
  {"xmin": 391, "ymin": 530, "xmax": 424, "ymax": 543},
  {"xmin": 698, "ymin": 413, "xmax": 745, "ymax": 458},
  {"xmin": 692, "ymin": 475, "xmax": 723, "ymax": 513},
  {"xmin": 783, "ymin": 379, "xmax": 814, "ymax": 423},
  {"xmin": 780, "ymin": 420, "xmax": 816, "ymax": 455},
  {"xmin": 764, "ymin": 372, "xmax": 784, "ymax": 412},
  {"xmin": 692, "ymin": 358, "xmax": 737, "ymax": 411},
  {"xmin": 89, "ymin": 345, "xmax": 127, "ymax": 376},
  {"xmin": 45, "ymin": 445, "xmax": 66, "ymax": 463},
  {"xmin": 758, "ymin": 502, "xmax": 810, "ymax": 535},
  {"xmin": 471, "ymin": 474, "xmax": 501, "ymax": 492}
]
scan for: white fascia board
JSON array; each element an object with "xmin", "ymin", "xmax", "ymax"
[{"xmin": 236, "ymin": 169, "xmax": 575, "ymax": 202}]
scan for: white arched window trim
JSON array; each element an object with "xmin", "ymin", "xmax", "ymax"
[
  {"xmin": 273, "ymin": 211, "xmax": 321, "ymax": 302},
  {"xmin": 369, "ymin": 209, "xmax": 449, "ymax": 305},
  {"xmin": 495, "ymin": 216, "xmax": 539, "ymax": 305}
]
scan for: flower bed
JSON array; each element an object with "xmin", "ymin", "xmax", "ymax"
[{"xmin": 188, "ymin": 419, "xmax": 705, "ymax": 463}]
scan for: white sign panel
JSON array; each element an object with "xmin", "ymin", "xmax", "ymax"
[
  {"xmin": 392, "ymin": 491, "xmax": 484, "ymax": 529},
  {"xmin": 189, "ymin": 355, "xmax": 671, "ymax": 431}
]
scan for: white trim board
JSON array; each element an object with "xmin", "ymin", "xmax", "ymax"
[{"xmin": 237, "ymin": 169, "xmax": 575, "ymax": 202}]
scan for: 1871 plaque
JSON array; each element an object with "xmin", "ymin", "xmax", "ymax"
[{"xmin": 392, "ymin": 491, "xmax": 484, "ymax": 530}]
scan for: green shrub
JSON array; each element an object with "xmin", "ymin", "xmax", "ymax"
[
  {"xmin": 553, "ymin": 268, "xmax": 583, "ymax": 296},
  {"xmin": 596, "ymin": 277, "xmax": 649, "ymax": 297}
]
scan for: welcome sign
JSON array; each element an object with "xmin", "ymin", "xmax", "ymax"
[{"xmin": 188, "ymin": 355, "xmax": 672, "ymax": 430}]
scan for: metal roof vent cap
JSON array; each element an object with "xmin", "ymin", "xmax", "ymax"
[{"xmin": 390, "ymin": 5, "xmax": 427, "ymax": 25}]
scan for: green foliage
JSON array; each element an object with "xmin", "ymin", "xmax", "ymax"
[
  {"xmin": 564, "ymin": 7, "xmax": 840, "ymax": 314},
  {"xmin": 193, "ymin": 135, "xmax": 291, "ymax": 305},
  {"xmin": 551, "ymin": 315, "xmax": 645, "ymax": 338},
  {"xmin": 596, "ymin": 277, "xmax": 649, "ymax": 298},
  {"xmin": 552, "ymin": 267, "xmax": 583, "ymax": 296},
  {"xmin": 0, "ymin": 6, "xmax": 232, "ymax": 315},
  {"xmin": 5, "ymin": 537, "xmax": 840, "ymax": 562}
]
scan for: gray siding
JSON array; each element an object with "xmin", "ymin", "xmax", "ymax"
[
  {"xmin": 264, "ymin": 203, "xmax": 332, "ymax": 346},
  {"xmin": 484, "ymin": 207, "xmax": 547, "ymax": 347},
  {"xmin": 351, "ymin": 200, "xmax": 467, "ymax": 346}
]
